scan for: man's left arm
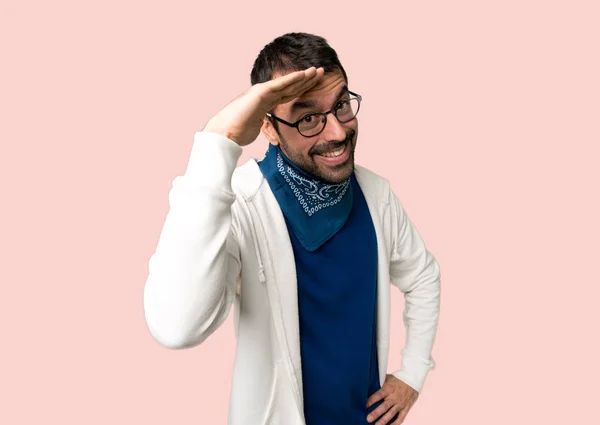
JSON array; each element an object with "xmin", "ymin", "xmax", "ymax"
[
  {"xmin": 366, "ymin": 189, "xmax": 441, "ymax": 424},
  {"xmin": 388, "ymin": 188, "xmax": 441, "ymax": 394}
]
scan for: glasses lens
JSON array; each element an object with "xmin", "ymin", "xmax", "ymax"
[
  {"xmin": 297, "ymin": 95, "xmax": 361, "ymax": 137},
  {"xmin": 298, "ymin": 114, "xmax": 326, "ymax": 137},
  {"xmin": 335, "ymin": 98, "xmax": 360, "ymax": 122}
]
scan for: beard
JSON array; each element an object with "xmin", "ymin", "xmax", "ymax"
[{"xmin": 278, "ymin": 129, "xmax": 357, "ymax": 184}]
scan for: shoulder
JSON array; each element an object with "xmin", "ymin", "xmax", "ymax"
[
  {"xmin": 354, "ymin": 164, "xmax": 392, "ymax": 200},
  {"xmin": 231, "ymin": 158, "xmax": 265, "ymax": 200}
]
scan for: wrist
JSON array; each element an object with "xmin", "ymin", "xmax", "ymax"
[{"xmin": 203, "ymin": 122, "xmax": 241, "ymax": 146}]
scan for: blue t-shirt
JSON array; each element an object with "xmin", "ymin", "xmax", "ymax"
[{"xmin": 286, "ymin": 175, "xmax": 389, "ymax": 425}]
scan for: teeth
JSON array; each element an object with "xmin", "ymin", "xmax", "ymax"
[{"xmin": 321, "ymin": 146, "xmax": 345, "ymax": 157}]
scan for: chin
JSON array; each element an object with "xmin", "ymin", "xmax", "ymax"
[
  {"xmin": 318, "ymin": 161, "xmax": 354, "ymax": 184},
  {"xmin": 314, "ymin": 140, "xmax": 356, "ymax": 183}
]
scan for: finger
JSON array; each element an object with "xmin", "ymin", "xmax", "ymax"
[
  {"xmin": 259, "ymin": 68, "xmax": 323, "ymax": 111},
  {"xmin": 267, "ymin": 67, "xmax": 317, "ymax": 92},
  {"xmin": 367, "ymin": 399, "xmax": 393, "ymax": 424},
  {"xmin": 366, "ymin": 393, "xmax": 385, "ymax": 409},
  {"xmin": 375, "ymin": 404, "xmax": 402, "ymax": 425},
  {"xmin": 393, "ymin": 406, "xmax": 410, "ymax": 425},
  {"xmin": 278, "ymin": 67, "xmax": 324, "ymax": 102},
  {"xmin": 367, "ymin": 387, "xmax": 389, "ymax": 408}
]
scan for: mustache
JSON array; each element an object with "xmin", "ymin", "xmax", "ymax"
[{"xmin": 310, "ymin": 130, "xmax": 356, "ymax": 156}]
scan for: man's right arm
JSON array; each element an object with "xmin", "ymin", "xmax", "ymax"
[
  {"xmin": 143, "ymin": 67, "xmax": 324, "ymax": 349},
  {"xmin": 143, "ymin": 131, "xmax": 243, "ymax": 349}
]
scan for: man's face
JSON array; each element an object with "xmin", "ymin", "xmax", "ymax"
[{"xmin": 264, "ymin": 71, "xmax": 358, "ymax": 184}]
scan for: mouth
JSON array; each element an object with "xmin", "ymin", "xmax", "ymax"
[{"xmin": 313, "ymin": 140, "xmax": 351, "ymax": 167}]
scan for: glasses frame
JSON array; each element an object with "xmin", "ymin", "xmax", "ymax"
[{"xmin": 266, "ymin": 91, "xmax": 362, "ymax": 137}]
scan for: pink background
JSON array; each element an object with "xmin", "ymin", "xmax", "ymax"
[{"xmin": 2, "ymin": 0, "xmax": 599, "ymax": 423}]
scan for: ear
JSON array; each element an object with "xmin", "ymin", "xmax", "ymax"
[{"xmin": 261, "ymin": 117, "xmax": 280, "ymax": 146}]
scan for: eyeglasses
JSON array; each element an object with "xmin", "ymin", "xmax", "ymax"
[{"xmin": 266, "ymin": 91, "xmax": 362, "ymax": 137}]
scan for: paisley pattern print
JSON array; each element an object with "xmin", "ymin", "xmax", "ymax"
[{"xmin": 277, "ymin": 152, "xmax": 350, "ymax": 216}]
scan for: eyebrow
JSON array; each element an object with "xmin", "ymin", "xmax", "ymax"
[{"xmin": 290, "ymin": 85, "xmax": 349, "ymax": 115}]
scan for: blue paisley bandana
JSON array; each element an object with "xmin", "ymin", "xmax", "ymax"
[{"xmin": 258, "ymin": 143, "xmax": 353, "ymax": 252}]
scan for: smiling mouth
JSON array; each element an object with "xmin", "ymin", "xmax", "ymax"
[
  {"xmin": 313, "ymin": 141, "xmax": 351, "ymax": 166},
  {"xmin": 317, "ymin": 143, "xmax": 347, "ymax": 158},
  {"xmin": 312, "ymin": 139, "xmax": 349, "ymax": 157}
]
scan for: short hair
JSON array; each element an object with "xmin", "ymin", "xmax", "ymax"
[{"xmin": 250, "ymin": 32, "xmax": 348, "ymax": 86}]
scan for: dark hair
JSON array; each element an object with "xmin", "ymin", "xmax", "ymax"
[{"xmin": 250, "ymin": 32, "xmax": 348, "ymax": 86}]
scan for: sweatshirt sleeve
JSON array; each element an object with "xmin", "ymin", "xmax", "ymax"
[
  {"xmin": 143, "ymin": 131, "xmax": 244, "ymax": 349},
  {"xmin": 388, "ymin": 190, "xmax": 441, "ymax": 393}
]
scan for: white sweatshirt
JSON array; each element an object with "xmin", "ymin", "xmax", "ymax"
[{"xmin": 143, "ymin": 131, "xmax": 441, "ymax": 425}]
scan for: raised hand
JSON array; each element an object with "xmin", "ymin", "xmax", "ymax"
[{"xmin": 203, "ymin": 67, "xmax": 325, "ymax": 146}]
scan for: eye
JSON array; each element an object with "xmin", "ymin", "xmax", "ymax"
[
  {"xmin": 335, "ymin": 100, "xmax": 350, "ymax": 110},
  {"xmin": 301, "ymin": 114, "xmax": 315, "ymax": 123}
]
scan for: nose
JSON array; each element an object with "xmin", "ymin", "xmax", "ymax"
[{"xmin": 321, "ymin": 112, "xmax": 348, "ymax": 142}]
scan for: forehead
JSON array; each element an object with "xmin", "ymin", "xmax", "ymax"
[{"xmin": 273, "ymin": 71, "xmax": 347, "ymax": 116}]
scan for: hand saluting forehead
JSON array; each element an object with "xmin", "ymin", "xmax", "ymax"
[{"xmin": 203, "ymin": 67, "xmax": 325, "ymax": 147}]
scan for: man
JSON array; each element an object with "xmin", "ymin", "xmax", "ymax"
[{"xmin": 144, "ymin": 32, "xmax": 441, "ymax": 425}]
